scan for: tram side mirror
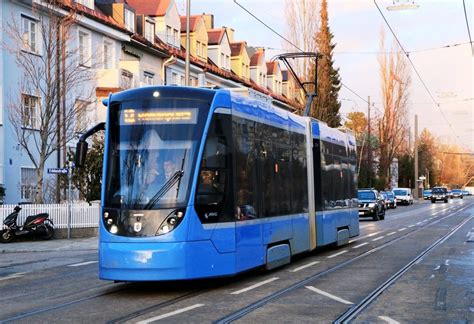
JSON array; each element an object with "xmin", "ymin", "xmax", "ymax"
[{"xmin": 75, "ymin": 141, "xmax": 88, "ymax": 168}]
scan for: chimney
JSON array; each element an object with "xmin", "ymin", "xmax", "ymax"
[
  {"xmin": 201, "ymin": 13, "xmax": 214, "ymax": 30},
  {"xmin": 223, "ymin": 26, "xmax": 234, "ymax": 42}
]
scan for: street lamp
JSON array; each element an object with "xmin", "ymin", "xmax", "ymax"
[{"xmin": 387, "ymin": 0, "xmax": 419, "ymax": 11}]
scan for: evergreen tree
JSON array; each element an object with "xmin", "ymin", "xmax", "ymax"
[{"xmin": 309, "ymin": 0, "xmax": 341, "ymax": 127}]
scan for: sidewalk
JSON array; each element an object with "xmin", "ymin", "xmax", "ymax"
[{"xmin": 0, "ymin": 236, "xmax": 98, "ymax": 253}]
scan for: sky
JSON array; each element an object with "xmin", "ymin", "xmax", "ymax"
[{"xmin": 177, "ymin": 0, "xmax": 473, "ymax": 153}]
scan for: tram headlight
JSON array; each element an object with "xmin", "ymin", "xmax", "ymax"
[
  {"xmin": 110, "ymin": 225, "xmax": 118, "ymax": 234},
  {"xmin": 156, "ymin": 209, "xmax": 185, "ymax": 236}
]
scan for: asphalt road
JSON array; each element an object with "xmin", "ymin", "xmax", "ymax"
[{"xmin": 0, "ymin": 198, "xmax": 473, "ymax": 323}]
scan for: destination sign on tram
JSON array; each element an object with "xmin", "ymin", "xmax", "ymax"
[{"xmin": 121, "ymin": 109, "xmax": 197, "ymax": 125}]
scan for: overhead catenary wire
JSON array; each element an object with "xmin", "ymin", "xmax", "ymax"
[
  {"xmin": 462, "ymin": 0, "xmax": 474, "ymax": 55},
  {"xmin": 232, "ymin": 0, "xmax": 385, "ymax": 115},
  {"xmin": 373, "ymin": 0, "xmax": 460, "ymax": 143}
]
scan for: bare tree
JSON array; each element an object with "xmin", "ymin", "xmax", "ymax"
[
  {"xmin": 4, "ymin": 1, "xmax": 97, "ymax": 203},
  {"xmin": 284, "ymin": 0, "xmax": 319, "ymax": 105},
  {"xmin": 377, "ymin": 30, "xmax": 411, "ymax": 187}
]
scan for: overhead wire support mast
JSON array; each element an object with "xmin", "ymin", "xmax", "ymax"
[
  {"xmin": 373, "ymin": 0, "xmax": 460, "ymax": 143},
  {"xmin": 462, "ymin": 0, "xmax": 473, "ymax": 55}
]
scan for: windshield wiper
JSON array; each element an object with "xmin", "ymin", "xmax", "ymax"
[{"xmin": 144, "ymin": 170, "xmax": 184, "ymax": 209}]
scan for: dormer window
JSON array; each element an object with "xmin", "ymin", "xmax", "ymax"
[
  {"xmin": 145, "ymin": 20, "xmax": 155, "ymax": 43},
  {"xmin": 124, "ymin": 9, "xmax": 135, "ymax": 33}
]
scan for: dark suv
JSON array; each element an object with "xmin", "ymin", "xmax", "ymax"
[
  {"xmin": 358, "ymin": 189, "xmax": 385, "ymax": 221},
  {"xmin": 431, "ymin": 187, "xmax": 448, "ymax": 203}
]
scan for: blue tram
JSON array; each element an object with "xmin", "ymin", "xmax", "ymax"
[{"xmin": 82, "ymin": 86, "xmax": 359, "ymax": 281}]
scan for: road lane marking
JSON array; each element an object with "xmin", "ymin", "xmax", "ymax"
[
  {"xmin": 230, "ymin": 277, "xmax": 279, "ymax": 295},
  {"xmin": 290, "ymin": 261, "xmax": 320, "ymax": 272},
  {"xmin": 360, "ymin": 224, "xmax": 373, "ymax": 228},
  {"xmin": 366, "ymin": 232, "xmax": 381, "ymax": 237},
  {"xmin": 378, "ymin": 316, "xmax": 400, "ymax": 324},
  {"xmin": 0, "ymin": 272, "xmax": 26, "ymax": 281},
  {"xmin": 68, "ymin": 261, "xmax": 98, "ymax": 267},
  {"xmin": 357, "ymin": 231, "xmax": 381, "ymax": 240},
  {"xmin": 327, "ymin": 250, "xmax": 348, "ymax": 259},
  {"xmin": 372, "ymin": 236, "xmax": 384, "ymax": 241},
  {"xmin": 387, "ymin": 232, "xmax": 396, "ymax": 236},
  {"xmin": 408, "ymin": 224, "xmax": 415, "ymax": 227},
  {"xmin": 416, "ymin": 222, "xmax": 423, "ymax": 225},
  {"xmin": 306, "ymin": 286, "xmax": 353, "ymax": 304},
  {"xmin": 398, "ymin": 227, "xmax": 406, "ymax": 231},
  {"xmin": 352, "ymin": 242, "xmax": 368, "ymax": 249},
  {"xmin": 136, "ymin": 304, "xmax": 204, "ymax": 323}
]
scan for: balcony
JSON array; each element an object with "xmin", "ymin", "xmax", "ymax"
[{"xmin": 96, "ymin": 68, "xmax": 138, "ymax": 90}]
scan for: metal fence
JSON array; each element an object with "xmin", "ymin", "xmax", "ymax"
[{"xmin": 0, "ymin": 203, "xmax": 100, "ymax": 229}]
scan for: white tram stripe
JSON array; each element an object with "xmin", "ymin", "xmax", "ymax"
[
  {"xmin": 136, "ymin": 304, "xmax": 204, "ymax": 323},
  {"xmin": 352, "ymin": 242, "xmax": 368, "ymax": 249},
  {"xmin": 386, "ymin": 232, "xmax": 396, "ymax": 236},
  {"xmin": 398, "ymin": 227, "xmax": 407, "ymax": 232},
  {"xmin": 230, "ymin": 277, "xmax": 279, "ymax": 295},
  {"xmin": 306, "ymin": 286, "xmax": 353, "ymax": 305},
  {"xmin": 372, "ymin": 236, "xmax": 384, "ymax": 241},
  {"xmin": 68, "ymin": 261, "xmax": 98, "ymax": 267},
  {"xmin": 0, "ymin": 272, "xmax": 26, "ymax": 281},
  {"xmin": 378, "ymin": 315, "xmax": 400, "ymax": 324},
  {"xmin": 290, "ymin": 261, "xmax": 320, "ymax": 272},
  {"xmin": 327, "ymin": 250, "xmax": 348, "ymax": 258}
]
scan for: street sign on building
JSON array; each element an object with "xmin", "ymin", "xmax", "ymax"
[{"xmin": 47, "ymin": 168, "xmax": 69, "ymax": 175}]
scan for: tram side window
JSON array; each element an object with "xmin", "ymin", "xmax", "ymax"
[
  {"xmin": 195, "ymin": 113, "xmax": 234, "ymax": 223},
  {"xmin": 321, "ymin": 141, "xmax": 335, "ymax": 209},
  {"xmin": 291, "ymin": 132, "xmax": 308, "ymax": 214},
  {"xmin": 233, "ymin": 117, "xmax": 258, "ymax": 221}
]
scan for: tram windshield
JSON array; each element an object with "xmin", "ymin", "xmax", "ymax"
[{"xmin": 104, "ymin": 94, "xmax": 212, "ymax": 210}]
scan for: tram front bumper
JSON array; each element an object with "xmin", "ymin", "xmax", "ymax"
[{"xmin": 99, "ymin": 241, "xmax": 235, "ymax": 281}]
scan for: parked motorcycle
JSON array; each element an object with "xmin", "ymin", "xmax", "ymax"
[{"xmin": 0, "ymin": 206, "xmax": 54, "ymax": 243}]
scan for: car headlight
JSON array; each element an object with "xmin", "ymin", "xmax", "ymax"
[
  {"xmin": 368, "ymin": 203, "xmax": 376, "ymax": 208},
  {"xmin": 156, "ymin": 209, "xmax": 185, "ymax": 236}
]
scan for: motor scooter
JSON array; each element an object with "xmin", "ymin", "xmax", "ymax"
[{"xmin": 0, "ymin": 206, "xmax": 54, "ymax": 243}]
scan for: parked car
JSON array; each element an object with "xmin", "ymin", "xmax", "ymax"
[
  {"xmin": 423, "ymin": 189, "xmax": 432, "ymax": 200},
  {"xmin": 393, "ymin": 188, "xmax": 413, "ymax": 205},
  {"xmin": 358, "ymin": 189, "xmax": 385, "ymax": 221},
  {"xmin": 381, "ymin": 191, "xmax": 397, "ymax": 209},
  {"xmin": 451, "ymin": 189, "xmax": 463, "ymax": 199},
  {"xmin": 447, "ymin": 190, "xmax": 453, "ymax": 199},
  {"xmin": 462, "ymin": 190, "xmax": 470, "ymax": 196},
  {"xmin": 431, "ymin": 187, "xmax": 448, "ymax": 203}
]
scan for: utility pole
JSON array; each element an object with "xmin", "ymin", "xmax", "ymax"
[
  {"xmin": 367, "ymin": 96, "xmax": 372, "ymax": 187},
  {"xmin": 414, "ymin": 114, "xmax": 419, "ymax": 199},
  {"xmin": 184, "ymin": 0, "xmax": 191, "ymax": 86}
]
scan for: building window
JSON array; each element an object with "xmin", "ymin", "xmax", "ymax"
[
  {"xmin": 103, "ymin": 39, "xmax": 114, "ymax": 69},
  {"xmin": 145, "ymin": 20, "xmax": 155, "ymax": 43},
  {"xmin": 78, "ymin": 30, "xmax": 91, "ymax": 67},
  {"xmin": 196, "ymin": 41, "xmax": 201, "ymax": 57},
  {"xmin": 75, "ymin": 0, "xmax": 94, "ymax": 9},
  {"xmin": 21, "ymin": 15, "xmax": 39, "ymax": 54},
  {"xmin": 21, "ymin": 167, "xmax": 38, "ymax": 202},
  {"xmin": 171, "ymin": 72, "xmax": 178, "ymax": 85},
  {"xmin": 124, "ymin": 9, "xmax": 135, "ymax": 33},
  {"xmin": 190, "ymin": 76, "xmax": 198, "ymax": 87},
  {"xmin": 21, "ymin": 94, "xmax": 39, "ymax": 129},
  {"xmin": 173, "ymin": 28, "xmax": 179, "ymax": 47},
  {"xmin": 166, "ymin": 25, "xmax": 173, "ymax": 45},
  {"xmin": 180, "ymin": 75, "xmax": 185, "ymax": 86},
  {"xmin": 143, "ymin": 71, "xmax": 154, "ymax": 85},
  {"xmin": 75, "ymin": 99, "xmax": 91, "ymax": 133},
  {"xmin": 120, "ymin": 69, "xmax": 134, "ymax": 89},
  {"xmin": 220, "ymin": 53, "xmax": 225, "ymax": 67}
]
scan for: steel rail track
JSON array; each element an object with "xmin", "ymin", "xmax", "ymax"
[
  {"xmin": 1, "ymin": 202, "xmax": 471, "ymax": 323},
  {"xmin": 215, "ymin": 201, "xmax": 474, "ymax": 324},
  {"xmin": 333, "ymin": 214, "xmax": 473, "ymax": 323}
]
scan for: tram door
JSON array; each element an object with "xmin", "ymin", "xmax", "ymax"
[{"xmin": 234, "ymin": 132, "xmax": 263, "ymax": 272}]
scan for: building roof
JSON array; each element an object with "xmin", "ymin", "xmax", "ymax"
[
  {"xmin": 250, "ymin": 49, "xmax": 264, "ymax": 66},
  {"xmin": 207, "ymin": 28, "xmax": 226, "ymax": 45},
  {"xmin": 266, "ymin": 61, "xmax": 279, "ymax": 76},
  {"xmin": 180, "ymin": 15, "xmax": 202, "ymax": 32},
  {"xmin": 230, "ymin": 42, "xmax": 246, "ymax": 56},
  {"xmin": 126, "ymin": 0, "xmax": 170, "ymax": 16}
]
